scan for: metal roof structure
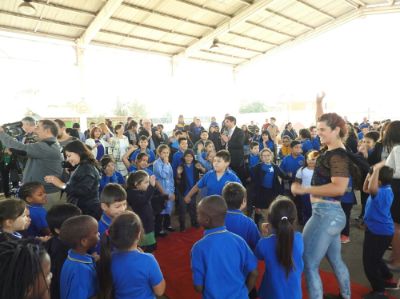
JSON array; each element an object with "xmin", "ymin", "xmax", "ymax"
[{"xmin": 1, "ymin": 0, "xmax": 399, "ymax": 67}]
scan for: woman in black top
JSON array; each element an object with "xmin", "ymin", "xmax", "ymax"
[
  {"xmin": 45, "ymin": 140, "xmax": 101, "ymax": 219},
  {"xmin": 292, "ymin": 93, "xmax": 351, "ymax": 299}
]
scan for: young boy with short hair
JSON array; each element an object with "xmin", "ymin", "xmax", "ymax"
[
  {"xmin": 60, "ymin": 215, "xmax": 99, "ymax": 299},
  {"xmin": 280, "ymin": 140, "xmax": 304, "ymax": 194},
  {"xmin": 172, "ymin": 137, "xmax": 189, "ymax": 178},
  {"xmin": 45, "ymin": 204, "xmax": 82, "ymax": 299},
  {"xmin": 191, "ymin": 195, "xmax": 258, "ymax": 298},
  {"xmin": 222, "ymin": 182, "xmax": 260, "ymax": 251},
  {"xmin": 363, "ymin": 163, "xmax": 396, "ymax": 298},
  {"xmin": 98, "ymin": 183, "xmax": 128, "ymax": 236},
  {"xmin": 184, "ymin": 150, "xmax": 241, "ymax": 202}
]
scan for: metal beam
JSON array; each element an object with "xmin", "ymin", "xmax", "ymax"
[
  {"xmin": 295, "ymin": 0, "xmax": 336, "ymax": 20},
  {"xmin": 175, "ymin": 0, "xmax": 275, "ymax": 58},
  {"xmin": 229, "ymin": 31, "xmax": 280, "ymax": 46},
  {"xmin": 264, "ymin": 8, "xmax": 315, "ymax": 29},
  {"xmin": 200, "ymin": 49, "xmax": 250, "ymax": 61},
  {"xmin": 245, "ymin": 20, "xmax": 296, "ymax": 38},
  {"xmin": 77, "ymin": 0, "xmax": 124, "ymax": 47},
  {"xmin": 342, "ymin": 0, "xmax": 365, "ymax": 9}
]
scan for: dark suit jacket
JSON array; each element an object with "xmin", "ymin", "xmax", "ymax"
[{"xmin": 227, "ymin": 126, "xmax": 245, "ymax": 168}]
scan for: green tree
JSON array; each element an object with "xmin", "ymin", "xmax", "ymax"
[{"xmin": 239, "ymin": 101, "xmax": 268, "ymax": 113}]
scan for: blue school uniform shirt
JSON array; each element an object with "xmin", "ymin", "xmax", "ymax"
[
  {"xmin": 191, "ymin": 226, "xmax": 258, "ymax": 299},
  {"xmin": 98, "ymin": 212, "xmax": 112, "ymax": 236},
  {"xmin": 172, "ymin": 150, "xmax": 184, "ymax": 178},
  {"xmin": 341, "ymin": 177, "xmax": 356, "ymax": 204},
  {"xmin": 225, "ymin": 209, "xmax": 260, "ymax": 251},
  {"xmin": 26, "ymin": 204, "xmax": 48, "ymax": 237},
  {"xmin": 311, "ymin": 137, "xmax": 320, "ymax": 150},
  {"xmin": 301, "ymin": 139, "xmax": 313, "ymax": 154},
  {"xmin": 259, "ymin": 140, "xmax": 275, "ymax": 152},
  {"xmin": 99, "ymin": 171, "xmax": 125, "ymax": 192},
  {"xmin": 95, "ymin": 140, "xmax": 105, "ymax": 161},
  {"xmin": 261, "ymin": 163, "xmax": 274, "ymax": 188},
  {"xmin": 111, "ymin": 249, "xmax": 164, "ymax": 299},
  {"xmin": 197, "ymin": 169, "xmax": 241, "ymax": 196},
  {"xmin": 184, "ymin": 164, "xmax": 195, "ymax": 195},
  {"xmin": 248, "ymin": 154, "xmax": 260, "ymax": 169},
  {"xmin": 280, "ymin": 155, "xmax": 304, "ymax": 179},
  {"xmin": 364, "ymin": 185, "xmax": 394, "ymax": 236},
  {"xmin": 255, "ymin": 232, "xmax": 304, "ymax": 299},
  {"xmin": 60, "ymin": 250, "xmax": 97, "ymax": 299},
  {"xmin": 129, "ymin": 149, "xmax": 155, "ymax": 163}
]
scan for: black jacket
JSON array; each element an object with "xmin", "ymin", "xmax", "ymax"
[
  {"xmin": 252, "ymin": 163, "xmax": 285, "ymax": 200},
  {"xmin": 227, "ymin": 127, "xmax": 245, "ymax": 168},
  {"xmin": 127, "ymin": 186, "xmax": 155, "ymax": 233},
  {"xmin": 175, "ymin": 162, "xmax": 202, "ymax": 195},
  {"xmin": 65, "ymin": 161, "xmax": 101, "ymax": 218}
]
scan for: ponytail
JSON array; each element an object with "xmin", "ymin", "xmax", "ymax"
[
  {"xmin": 276, "ymin": 216, "xmax": 294, "ymax": 277},
  {"xmin": 98, "ymin": 231, "xmax": 113, "ymax": 299},
  {"xmin": 268, "ymin": 196, "xmax": 297, "ymax": 278}
]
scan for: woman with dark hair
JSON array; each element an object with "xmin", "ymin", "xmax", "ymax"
[
  {"xmin": 383, "ymin": 120, "xmax": 400, "ymax": 270},
  {"xmin": 291, "ymin": 93, "xmax": 351, "ymax": 299},
  {"xmin": 45, "ymin": 140, "xmax": 101, "ymax": 219},
  {"xmin": 345, "ymin": 122, "xmax": 359, "ymax": 154},
  {"xmin": 281, "ymin": 123, "xmax": 298, "ymax": 140}
]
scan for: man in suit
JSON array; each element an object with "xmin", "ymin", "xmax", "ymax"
[{"xmin": 221, "ymin": 116, "xmax": 245, "ymax": 182}]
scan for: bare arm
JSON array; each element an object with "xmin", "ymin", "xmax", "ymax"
[
  {"xmin": 153, "ymin": 279, "xmax": 166, "ymax": 296},
  {"xmin": 246, "ymin": 269, "xmax": 258, "ymax": 292},
  {"xmin": 366, "ymin": 160, "xmax": 386, "ymax": 196},
  {"xmin": 184, "ymin": 184, "xmax": 200, "ymax": 203},
  {"xmin": 315, "ymin": 91, "xmax": 325, "ymax": 122}
]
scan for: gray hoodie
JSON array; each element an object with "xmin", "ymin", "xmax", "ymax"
[{"xmin": 0, "ymin": 132, "xmax": 63, "ymax": 193}]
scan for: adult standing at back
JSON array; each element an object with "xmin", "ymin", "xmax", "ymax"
[
  {"xmin": 139, "ymin": 118, "xmax": 157, "ymax": 152},
  {"xmin": 0, "ymin": 119, "xmax": 64, "ymax": 208},
  {"xmin": 221, "ymin": 116, "xmax": 246, "ymax": 181},
  {"xmin": 267, "ymin": 117, "xmax": 280, "ymax": 143},
  {"xmin": 291, "ymin": 92, "xmax": 352, "ymax": 299}
]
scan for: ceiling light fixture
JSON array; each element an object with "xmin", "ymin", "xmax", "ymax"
[
  {"xmin": 18, "ymin": 0, "xmax": 37, "ymax": 16},
  {"xmin": 210, "ymin": 39, "xmax": 219, "ymax": 49}
]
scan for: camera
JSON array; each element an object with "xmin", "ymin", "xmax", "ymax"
[
  {"xmin": 61, "ymin": 161, "xmax": 74, "ymax": 170},
  {"xmin": 2, "ymin": 121, "xmax": 23, "ymax": 138}
]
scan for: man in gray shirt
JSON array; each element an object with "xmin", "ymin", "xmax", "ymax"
[{"xmin": 0, "ymin": 119, "xmax": 64, "ymax": 208}]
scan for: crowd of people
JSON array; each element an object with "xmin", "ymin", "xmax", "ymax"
[{"xmin": 0, "ymin": 93, "xmax": 400, "ymax": 299}]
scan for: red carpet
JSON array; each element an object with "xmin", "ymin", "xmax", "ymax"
[{"xmin": 154, "ymin": 227, "xmax": 394, "ymax": 299}]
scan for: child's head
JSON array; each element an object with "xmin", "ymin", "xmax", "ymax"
[
  {"xmin": 299, "ymin": 129, "xmax": 311, "ymax": 141},
  {"xmin": 183, "ymin": 149, "xmax": 195, "ymax": 165},
  {"xmin": 138, "ymin": 135, "xmax": 149, "ymax": 149},
  {"xmin": 200, "ymin": 130, "xmax": 209, "ymax": 141},
  {"xmin": 363, "ymin": 131, "xmax": 380, "ymax": 150},
  {"xmin": 378, "ymin": 166, "xmax": 394, "ymax": 186},
  {"xmin": 0, "ymin": 199, "xmax": 30, "ymax": 232},
  {"xmin": 305, "ymin": 150, "xmax": 318, "ymax": 169},
  {"xmin": 213, "ymin": 150, "xmax": 230, "ymax": 172},
  {"xmin": 46, "ymin": 203, "xmax": 82, "ymax": 236},
  {"xmin": 18, "ymin": 182, "xmax": 47, "ymax": 205},
  {"xmin": 222, "ymin": 182, "xmax": 246, "ymax": 210},
  {"xmin": 100, "ymin": 184, "xmax": 127, "ymax": 219},
  {"xmin": 206, "ymin": 150, "xmax": 216, "ymax": 163},
  {"xmin": 204, "ymin": 140, "xmax": 215, "ymax": 152},
  {"xmin": 250, "ymin": 142, "xmax": 259, "ymax": 155},
  {"xmin": 59, "ymin": 215, "xmax": 99, "ymax": 250},
  {"xmin": 157, "ymin": 144, "xmax": 170, "ymax": 160},
  {"xmin": 98, "ymin": 211, "xmax": 143, "ymax": 298},
  {"xmin": 127, "ymin": 170, "xmax": 150, "ymax": 191},
  {"xmin": 261, "ymin": 130, "xmax": 271, "ymax": 141},
  {"xmin": 197, "ymin": 195, "xmax": 227, "ymax": 229},
  {"xmin": 260, "ymin": 148, "xmax": 273, "ymax": 164},
  {"xmin": 290, "ymin": 140, "xmax": 302, "ymax": 156},
  {"xmin": 136, "ymin": 153, "xmax": 149, "ymax": 169},
  {"xmin": 0, "ymin": 240, "xmax": 52, "ymax": 299},
  {"xmin": 178, "ymin": 137, "xmax": 188, "ymax": 151},
  {"xmin": 282, "ymin": 135, "xmax": 291, "ymax": 147},
  {"xmin": 267, "ymin": 196, "xmax": 297, "ymax": 277},
  {"xmin": 309, "ymin": 126, "xmax": 317, "ymax": 138},
  {"xmin": 100, "ymin": 155, "xmax": 116, "ymax": 174}
]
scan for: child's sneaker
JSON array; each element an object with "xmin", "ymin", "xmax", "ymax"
[
  {"xmin": 384, "ymin": 278, "xmax": 399, "ymax": 290},
  {"xmin": 340, "ymin": 235, "xmax": 350, "ymax": 244}
]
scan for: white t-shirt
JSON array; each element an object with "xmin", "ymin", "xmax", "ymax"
[
  {"xmin": 386, "ymin": 144, "xmax": 400, "ymax": 179},
  {"xmin": 295, "ymin": 167, "xmax": 314, "ymax": 187}
]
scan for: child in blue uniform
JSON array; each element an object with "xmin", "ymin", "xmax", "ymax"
[
  {"xmin": 191, "ymin": 195, "xmax": 258, "ymax": 298},
  {"xmin": 222, "ymin": 182, "xmax": 260, "ymax": 251},
  {"xmin": 255, "ymin": 196, "xmax": 304, "ymax": 299},
  {"xmin": 253, "ymin": 148, "xmax": 285, "ymax": 227},
  {"xmin": 98, "ymin": 211, "xmax": 166, "ymax": 299},
  {"xmin": 99, "ymin": 155, "xmax": 126, "ymax": 192},
  {"xmin": 184, "ymin": 150, "xmax": 241, "ymax": 201},
  {"xmin": 45, "ymin": 203, "xmax": 82, "ymax": 299},
  {"xmin": 172, "ymin": 137, "xmax": 189, "ymax": 178},
  {"xmin": 127, "ymin": 136, "xmax": 155, "ymax": 165},
  {"xmin": 18, "ymin": 181, "xmax": 50, "ymax": 237},
  {"xmin": 176, "ymin": 149, "xmax": 205, "ymax": 231},
  {"xmin": 96, "ymin": 183, "xmax": 127, "ymax": 253},
  {"xmin": 363, "ymin": 163, "xmax": 396, "ymax": 298},
  {"xmin": 59, "ymin": 215, "xmax": 99, "ymax": 299}
]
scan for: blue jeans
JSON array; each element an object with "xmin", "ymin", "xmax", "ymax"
[{"xmin": 303, "ymin": 202, "xmax": 351, "ymax": 299}]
